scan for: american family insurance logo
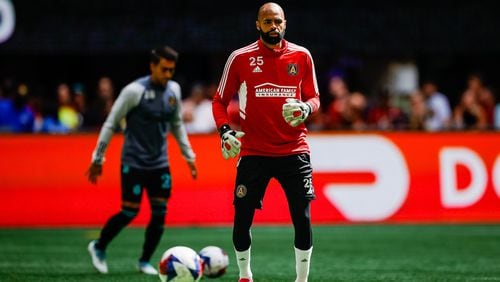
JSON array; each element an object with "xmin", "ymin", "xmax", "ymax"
[{"xmin": 254, "ymin": 83, "xmax": 296, "ymax": 97}]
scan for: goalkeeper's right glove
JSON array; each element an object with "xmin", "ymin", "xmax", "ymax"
[{"xmin": 219, "ymin": 124, "xmax": 245, "ymax": 160}]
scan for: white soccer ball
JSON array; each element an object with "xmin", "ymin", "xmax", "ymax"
[
  {"xmin": 198, "ymin": 246, "xmax": 229, "ymax": 278},
  {"xmin": 158, "ymin": 246, "xmax": 203, "ymax": 282}
]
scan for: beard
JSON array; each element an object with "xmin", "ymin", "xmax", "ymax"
[{"xmin": 259, "ymin": 29, "xmax": 285, "ymax": 45}]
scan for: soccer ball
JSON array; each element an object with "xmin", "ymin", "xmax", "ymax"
[
  {"xmin": 158, "ymin": 246, "xmax": 203, "ymax": 282},
  {"xmin": 198, "ymin": 246, "xmax": 229, "ymax": 278}
]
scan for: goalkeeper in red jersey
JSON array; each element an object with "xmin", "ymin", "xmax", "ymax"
[{"xmin": 212, "ymin": 3, "xmax": 320, "ymax": 282}]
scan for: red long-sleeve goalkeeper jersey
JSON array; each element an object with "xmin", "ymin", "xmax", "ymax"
[{"xmin": 212, "ymin": 39, "xmax": 320, "ymax": 157}]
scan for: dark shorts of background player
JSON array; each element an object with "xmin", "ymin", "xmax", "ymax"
[
  {"xmin": 234, "ymin": 153, "xmax": 315, "ymax": 209},
  {"xmin": 121, "ymin": 165, "xmax": 172, "ymax": 202}
]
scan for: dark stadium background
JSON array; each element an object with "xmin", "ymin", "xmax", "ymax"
[
  {"xmin": 1, "ymin": 0, "xmax": 499, "ymax": 107},
  {"xmin": 2, "ymin": 1, "xmax": 500, "ymax": 281}
]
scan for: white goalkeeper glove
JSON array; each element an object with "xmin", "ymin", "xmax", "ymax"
[
  {"xmin": 219, "ymin": 124, "xmax": 245, "ymax": 159},
  {"xmin": 282, "ymin": 98, "xmax": 312, "ymax": 127}
]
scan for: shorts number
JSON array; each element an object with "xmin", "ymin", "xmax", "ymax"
[
  {"xmin": 161, "ymin": 174, "xmax": 171, "ymax": 190},
  {"xmin": 303, "ymin": 177, "xmax": 314, "ymax": 195}
]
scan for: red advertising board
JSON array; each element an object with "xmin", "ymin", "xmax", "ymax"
[{"xmin": 0, "ymin": 132, "xmax": 499, "ymax": 226}]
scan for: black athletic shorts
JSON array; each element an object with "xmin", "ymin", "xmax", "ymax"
[
  {"xmin": 234, "ymin": 153, "xmax": 315, "ymax": 209},
  {"xmin": 121, "ymin": 165, "xmax": 172, "ymax": 203}
]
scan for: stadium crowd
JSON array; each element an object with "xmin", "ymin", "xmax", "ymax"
[{"xmin": 0, "ymin": 71, "xmax": 499, "ymax": 134}]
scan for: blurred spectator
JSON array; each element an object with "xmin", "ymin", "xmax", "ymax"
[
  {"xmin": 453, "ymin": 90, "xmax": 487, "ymax": 130},
  {"xmin": 495, "ymin": 102, "xmax": 500, "ymax": 130},
  {"xmin": 421, "ymin": 80, "xmax": 451, "ymax": 131},
  {"xmin": 0, "ymin": 78, "xmax": 16, "ymax": 131},
  {"xmin": 324, "ymin": 75, "xmax": 351, "ymax": 129},
  {"xmin": 73, "ymin": 82, "xmax": 93, "ymax": 131},
  {"xmin": 57, "ymin": 83, "xmax": 81, "ymax": 131},
  {"xmin": 13, "ymin": 83, "xmax": 35, "ymax": 132},
  {"xmin": 86, "ymin": 77, "xmax": 116, "ymax": 130},
  {"xmin": 73, "ymin": 83, "xmax": 87, "ymax": 117},
  {"xmin": 73, "ymin": 83, "xmax": 86, "ymax": 112},
  {"xmin": 0, "ymin": 82, "xmax": 35, "ymax": 132},
  {"xmin": 408, "ymin": 91, "xmax": 427, "ymax": 130},
  {"xmin": 32, "ymin": 95, "xmax": 70, "ymax": 134},
  {"xmin": 464, "ymin": 73, "xmax": 495, "ymax": 128},
  {"xmin": 182, "ymin": 82, "xmax": 216, "ymax": 134},
  {"xmin": 345, "ymin": 91, "xmax": 368, "ymax": 130},
  {"xmin": 367, "ymin": 90, "xmax": 408, "ymax": 130},
  {"xmin": 305, "ymin": 110, "xmax": 325, "ymax": 131}
]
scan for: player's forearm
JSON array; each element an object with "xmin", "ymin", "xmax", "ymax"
[
  {"xmin": 91, "ymin": 124, "xmax": 114, "ymax": 164},
  {"xmin": 304, "ymin": 96, "xmax": 320, "ymax": 113},
  {"xmin": 170, "ymin": 121, "xmax": 196, "ymax": 162},
  {"xmin": 212, "ymin": 97, "xmax": 231, "ymax": 129}
]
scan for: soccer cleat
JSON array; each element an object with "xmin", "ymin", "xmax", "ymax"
[
  {"xmin": 138, "ymin": 261, "xmax": 159, "ymax": 275},
  {"xmin": 87, "ymin": 240, "xmax": 108, "ymax": 274},
  {"xmin": 238, "ymin": 279, "xmax": 253, "ymax": 282}
]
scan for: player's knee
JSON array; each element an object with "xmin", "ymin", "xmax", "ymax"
[
  {"xmin": 121, "ymin": 207, "xmax": 139, "ymax": 218},
  {"xmin": 150, "ymin": 199, "xmax": 167, "ymax": 216},
  {"xmin": 149, "ymin": 202, "xmax": 166, "ymax": 228},
  {"xmin": 232, "ymin": 227, "xmax": 251, "ymax": 251},
  {"xmin": 291, "ymin": 200, "xmax": 311, "ymax": 223}
]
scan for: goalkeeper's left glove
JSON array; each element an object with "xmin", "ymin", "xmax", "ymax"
[{"xmin": 282, "ymin": 98, "xmax": 312, "ymax": 127}]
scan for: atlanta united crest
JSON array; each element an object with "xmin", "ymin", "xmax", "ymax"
[
  {"xmin": 236, "ymin": 184, "xmax": 247, "ymax": 198},
  {"xmin": 168, "ymin": 96, "xmax": 177, "ymax": 106},
  {"xmin": 287, "ymin": 63, "xmax": 298, "ymax": 76}
]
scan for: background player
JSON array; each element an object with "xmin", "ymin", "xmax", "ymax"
[
  {"xmin": 212, "ymin": 3, "xmax": 320, "ymax": 282},
  {"xmin": 86, "ymin": 46, "xmax": 197, "ymax": 275}
]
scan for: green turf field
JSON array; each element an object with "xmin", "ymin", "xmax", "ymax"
[{"xmin": 1, "ymin": 224, "xmax": 499, "ymax": 281}]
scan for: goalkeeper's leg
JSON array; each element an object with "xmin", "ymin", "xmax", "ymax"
[
  {"xmin": 233, "ymin": 203, "xmax": 256, "ymax": 280},
  {"xmin": 232, "ymin": 156, "xmax": 270, "ymax": 281},
  {"xmin": 277, "ymin": 153, "xmax": 314, "ymax": 282},
  {"xmin": 289, "ymin": 199, "xmax": 313, "ymax": 282}
]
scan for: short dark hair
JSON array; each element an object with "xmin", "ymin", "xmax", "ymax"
[{"xmin": 150, "ymin": 46, "xmax": 179, "ymax": 64}]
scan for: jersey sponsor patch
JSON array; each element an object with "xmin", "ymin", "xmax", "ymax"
[
  {"xmin": 236, "ymin": 184, "xmax": 247, "ymax": 198},
  {"xmin": 254, "ymin": 82, "xmax": 297, "ymax": 97}
]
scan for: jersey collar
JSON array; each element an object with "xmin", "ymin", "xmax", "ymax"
[
  {"xmin": 148, "ymin": 76, "xmax": 167, "ymax": 91},
  {"xmin": 258, "ymin": 39, "xmax": 288, "ymax": 57}
]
